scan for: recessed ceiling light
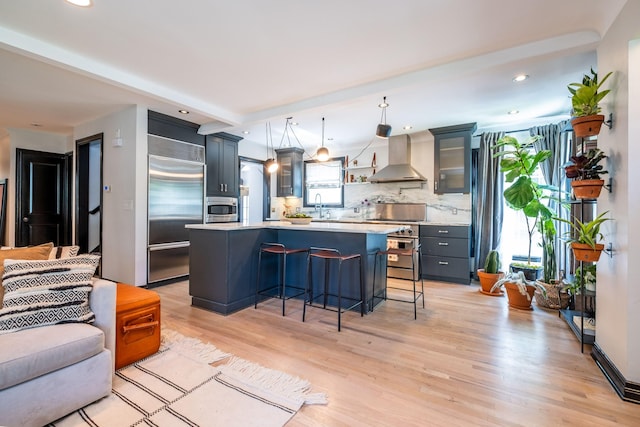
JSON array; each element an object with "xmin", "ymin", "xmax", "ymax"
[
  {"xmin": 512, "ymin": 74, "xmax": 529, "ymax": 82},
  {"xmin": 65, "ymin": 0, "xmax": 92, "ymax": 7},
  {"xmin": 403, "ymin": 125, "xmax": 413, "ymax": 130},
  {"xmin": 508, "ymin": 110, "xmax": 520, "ymax": 115},
  {"xmin": 178, "ymin": 109, "xmax": 189, "ymax": 114},
  {"xmin": 242, "ymin": 130, "xmax": 250, "ymax": 135}
]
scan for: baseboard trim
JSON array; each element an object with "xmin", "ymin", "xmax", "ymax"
[{"xmin": 592, "ymin": 343, "xmax": 640, "ymax": 404}]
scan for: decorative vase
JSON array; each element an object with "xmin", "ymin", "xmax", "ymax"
[
  {"xmin": 504, "ymin": 282, "xmax": 536, "ymax": 310},
  {"xmin": 571, "ymin": 242, "xmax": 605, "ymax": 262},
  {"xmin": 534, "ymin": 280, "xmax": 570, "ymax": 310},
  {"xmin": 477, "ymin": 269, "xmax": 504, "ymax": 296},
  {"xmin": 571, "ymin": 179, "xmax": 605, "ymax": 199},
  {"xmin": 571, "ymin": 115, "xmax": 605, "ymax": 138}
]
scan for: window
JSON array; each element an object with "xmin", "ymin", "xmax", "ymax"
[
  {"xmin": 303, "ymin": 157, "xmax": 344, "ymax": 208},
  {"xmin": 499, "ymin": 131, "xmax": 546, "ymax": 265}
]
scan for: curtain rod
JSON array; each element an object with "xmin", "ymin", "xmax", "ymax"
[{"xmin": 473, "ymin": 127, "xmax": 530, "ymax": 138}]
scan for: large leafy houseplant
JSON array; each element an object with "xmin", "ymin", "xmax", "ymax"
[
  {"xmin": 493, "ymin": 135, "xmax": 554, "ymax": 278},
  {"xmin": 568, "ymin": 68, "xmax": 613, "ymax": 137}
]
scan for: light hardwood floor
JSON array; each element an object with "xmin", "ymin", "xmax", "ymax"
[{"xmin": 154, "ymin": 279, "xmax": 640, "ymax": 426}]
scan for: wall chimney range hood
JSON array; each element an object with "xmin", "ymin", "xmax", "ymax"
[{"xmin": 368, "ymin": 134, "xmax": 426, "ymax": 183}]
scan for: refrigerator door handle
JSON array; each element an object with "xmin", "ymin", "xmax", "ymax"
[{"xmin": 148, "ymin": 241, "xmax": 190, "ymax": 251}]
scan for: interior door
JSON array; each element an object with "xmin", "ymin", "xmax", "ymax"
[{"xmin": 15, "ymin": 148, "xmax": 72, "ymax": 247}]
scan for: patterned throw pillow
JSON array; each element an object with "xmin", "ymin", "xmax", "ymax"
[
  {"xmin": 0, "ymin": 243, "xmax": 54, "ymax": 307},
  {"xmin": 0, "ymin": 254, "xmax": 100, "ymax": 334},
  {"xmin": 48, "ymin": 245, "xmax": 80, "ymax": 260}
]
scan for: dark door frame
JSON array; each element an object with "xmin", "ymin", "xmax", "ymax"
[{"xmin": 75, "ymin": 133, "xmax": 103, "ymax": 255}]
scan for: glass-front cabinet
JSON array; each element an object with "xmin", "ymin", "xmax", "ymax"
[
  {"xmin": 429, "ymin": 122, "xmax": 476, "ymax": 194},
  {"xmin": 276, "ymin": 147, "xmax": 303, "ymax": 197}
]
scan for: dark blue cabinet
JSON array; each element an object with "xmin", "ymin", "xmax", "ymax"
[{"xmin": 429, "ymin": 123, "xmax": 476, "ymax": 194}]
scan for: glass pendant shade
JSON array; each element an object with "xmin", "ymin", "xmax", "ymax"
[
  {"xmin": 264, "ymin": 122, "xmax": 278, "ymax": 173},
  {"xmin": 316, "ymin": 146, "xmax": 330, "ymax": 161},
  {"xmin": 316, "ymin": 116, "xmax": 330, "ymax": 161},
  {"xmin": 266, "ymin": 158, "xmax": 279, "ymax": 173}
]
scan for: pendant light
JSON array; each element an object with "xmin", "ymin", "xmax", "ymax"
[
  {"xmin": 316, "ymin": 117, "xmax": 330, "ymax": 161},
  {"xmin": 375, "ymin": 96, "xmax": 392, "ymax": 138},
  {"xmin": 264, "ymin": 122, "xmax": 279, "ymax": 173}
]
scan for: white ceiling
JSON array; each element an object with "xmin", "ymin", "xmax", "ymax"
[{"xmin": 0, "ymin": 0, "xmax": 627, "ymax": 151}]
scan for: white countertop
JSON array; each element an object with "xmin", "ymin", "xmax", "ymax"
[{"xmin": 186, "ymin": 221, "xmax": 405, "ymax": 234}]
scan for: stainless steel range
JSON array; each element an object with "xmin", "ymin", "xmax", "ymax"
[{"xmin": 371, "ymin": 203, "xmax": 426, "ymax": 280}]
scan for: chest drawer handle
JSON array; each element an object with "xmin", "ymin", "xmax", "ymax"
[
  {"xmin": 438, "ymin": 242, "xmax": 449, "ymax": 246},
  {"xmin": 438, "ymin": 261, "xmax": 449, "ymax": 265},
  {"xmin": 438, "ymin": 230, "xmax": 449, "ymax": 234},
  {"xmin": 123, "ymin": 319, "xmax": 159, "ymax": 334}
]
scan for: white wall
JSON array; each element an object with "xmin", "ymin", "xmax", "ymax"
[
  {"xmin": 0, "ymin": 133, "xmax": 9, "ymax": 178},
  {"xmin": 238, "ymin": 138, "xmax": 268, "ymax": 160},
  {"xmin": 4, "ymin": 128, "xmax": 72, "ymax": 247},
  {"xmin": 596, "ymin": 0, "xmax": 640, "ymax": 381},
  {"xmin": 74, "ymin": 105, "xmax": 148, "ymax": 286}
]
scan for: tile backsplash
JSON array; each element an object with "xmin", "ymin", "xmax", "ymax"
[{"xmin": 272, "ymin": 181, "xmax": 471, "ymax": 224}]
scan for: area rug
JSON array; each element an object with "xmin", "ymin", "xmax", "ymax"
[{"xmin": 49, "ymin": 330, "xmax": 327, "ymax": 427}]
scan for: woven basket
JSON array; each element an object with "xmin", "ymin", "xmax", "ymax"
[{"xmin": 534, "ymin": 280, "xmax": 570, "ymax": 310}]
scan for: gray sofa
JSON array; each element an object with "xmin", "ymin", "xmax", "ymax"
[{"xmin": 0, "ymin": 279, "xmax": 116, "ymax": 427}]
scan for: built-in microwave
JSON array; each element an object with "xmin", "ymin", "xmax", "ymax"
[{"xmin": 205, "ymin": 196, "xmax": 238, "ymax": 223}]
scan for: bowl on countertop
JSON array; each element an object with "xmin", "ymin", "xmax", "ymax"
[{"xmin": 285, "ymin": 217, "xmax": 313, "ymax": 225}]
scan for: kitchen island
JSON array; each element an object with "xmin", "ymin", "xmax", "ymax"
[{"xmin": 186, "ymin": 221, "xmax": 403, "ymax": 315}]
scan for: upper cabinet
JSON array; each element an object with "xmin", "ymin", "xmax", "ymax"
[
  {"xmin": 429, "ymin": 122, "xmax": 477, "ymax": 194},
  {"xmin": 276, "ymin": 147, "xmax": 303, "ymax": 197},
  {"xmin": 206, "ymin": 133, "xmax": 242, "ymax": 198}
]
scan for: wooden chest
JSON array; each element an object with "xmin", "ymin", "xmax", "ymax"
[{"xmin": 115, "ymin": 283, "xmax": 161, "ymax": 370}]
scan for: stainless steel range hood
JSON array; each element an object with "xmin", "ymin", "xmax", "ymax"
[{"xmin": 368, "ymin": 134, "xmax": 426, "ymax": 183}]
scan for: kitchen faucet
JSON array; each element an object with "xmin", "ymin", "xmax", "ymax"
[{"xmin": 314, "ymin": 193, "xmax": 324, "ymax": 218}]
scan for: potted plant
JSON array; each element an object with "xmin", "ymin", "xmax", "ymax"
[
  {"xmin": 565, "ymin": 264, "xmax": 597, "ymax": 312},
  {"xmin": 477, "ymin": 250, "xmax": 504, "ymax": 296},
  {"xmin": 490, "ymin": 270, "xmax": 546, "ymax": 310},
  {"xmin": 557, "ymin": 210, "xmax": 612, "ymax": 262},
  {"xmin": 493, "ymin": 135, "xmax": 554, "ymax": 280},
  {"xmin": 568, "ymin": 68, "xmax": 613, "ymax": 138},
  {"xmin": 534, "ymin": 217, "xmax": 569, "ymax": 309},
  {"xmin": 564, "ymin": 148, "xmax": 608, "ymax": 199}
]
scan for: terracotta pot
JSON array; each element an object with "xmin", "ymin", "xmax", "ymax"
[
  {"xmin": 572, "ymin": 179, "xmax": 605, "ymax": 199},
  {"xmin": 477, "ymin": 269, "xmax": 504, "ymax": 296},
  {"xmin": 534, "ymin": 280, "xmax": 570, "ymax": 310},
  {"xmin": 504, "ymin": 282, "xmax": 536, "ymax": 310},
  {"xmin": 571, "ymin": 115, "xmax": 605, "ymax": 138},
  {"xmin": 571, "ymin": 242, "xmax": 604, "ymax": 262}
]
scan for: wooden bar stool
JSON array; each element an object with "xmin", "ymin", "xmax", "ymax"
[
  {"xmin": 372, "ymin": 243, "xmax": 425, "ymax": 319},
  {"xmin": 303, "ymin": 247, "xmax": 365, "ymax": 331},
  {"xmin": 255, "ymin": 243, "xmax": 308, "ymax": 316}
]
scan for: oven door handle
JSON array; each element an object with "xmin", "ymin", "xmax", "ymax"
[{"xmin": 388, "ymin": 238, "xmax": 415, "ymax": 245}]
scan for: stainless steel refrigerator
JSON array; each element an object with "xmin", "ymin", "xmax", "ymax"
[{"xmin": 148, "ymin": 135, "xmax": 205, "ymax": 284}]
